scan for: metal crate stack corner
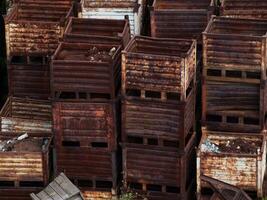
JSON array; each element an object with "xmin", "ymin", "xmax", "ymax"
[
  {"xmin": 4, "ymin": 0, "xmax": 74, "ymax": 99},
  {"xmin": 0, "ymin": 96, "xmax": 53, "ymax": 199},
  {"xmin": 51, "ymin": 16, "xmax": 131, "ymax": 199},
  {"xmin": 150, "ymin": 0, "xmax": 216, "ymax": 44},
  {"xmin": 198, "ymin": 15, "xmax": 267, "ymax": 198},
  {"xmin": 79, "ymin": 0, "xmax": 145, "ymax": 35},
  {"xmin": 121, "ymin": 35, "xmax": 197, "ymax": 200}
]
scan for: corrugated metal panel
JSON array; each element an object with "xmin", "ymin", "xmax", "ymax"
[
  {"xmin": 221, "ymin": 0, "xmax": 267, "ymax": 20},
  {"xmin": 64, "ymin": 17, "xmax": 131, "ymax": 48},
  {"xmin": 0, "ymin": 188, "xmax": 42, "ymax": 200},
  {"xmin": 82, "ymin": 190, "xmax": 112, "ymax": 200},
  {"xmin": 80, "ymin": 0, "xmax": 144, "ymax": 35}
]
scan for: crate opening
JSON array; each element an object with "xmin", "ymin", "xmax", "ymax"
[
  {"xmin": 91, "ymin": 142, "xmax": 108, "ymax": 148},
  {"xmin": 126, "ymin": 89, "xmax": 141, "ymax": 97},
  {"xmin": 19, "ymin": 181, "xmax": 44, "ymax": 187},
  {"xmin": 79, "ymin": 92, "xmax": 87, "ymax": 99},
  {"xmin": 95, "ymin": 180, "xmax": 113, "ymax": 189},
  {"xmin": 206, "ymin": 114, "xmax": 222, "ymax": 122},
  {"xmin": 163, "ymin": 140, "xmax": 179, "ymax": 148},
  {"xmin": 78, "ymin": 180, "xmax": 93, "ymax": 187},
  {"xmin": 147, "ymin": 184, "xmax": 162, "ymax": 192},
  {"xmin": 62, "ymin": 141, "xmax": 80, "ymax": 147},
  {"xmin": 226, "ymin": 116, "xmax": 239, "ymax": 124},
  {"xmin": 145, "ymin": 91, "xmax": 161, "ymax": 99},
  {"xmin": 0, "ymin": 181, "xmax": 15, "ymax": 187},
  {"xmin": 90, "ymin": 93, "xmax": 111, "ymax": 100},
  {"xmin": 244, "ymin": 117, "xmax": 259, "ymax": 125},
  {"xmin": 207, "ymin": 69, "xmax": 221, "ymax": 77},
  {"xmin": 225, "ymin": 70, "xmax": 242, "ymax": 78},
  {"xmin": 147, "ymin": 138, "xmax": 158, "ymax": 145},
  {"xmin": 58, "ymin": 92, "xmax": 77, "ymax": 99},
  {"xmin": 29, "ymin": 56, "xmax": 45, "ymax": 65},
  {"xmin": 128, "ymin": 182, "xmax": 142, "ymax": 190},
  {"xmin": 166, "ymin": 92, "xmax": 180, "ymax": 101},
  {"xmin": 246, "ymin": 72, "xmax": 261, "ymax": 79},
  {"xmin": 201, "ymin": 187, "xmax": 214, "ymax": 195},
  {"xmin": 10, "ymin": 56, "xmax": 27, "ymax": 64},
  {"xmin": 166, "ymin": 186, "xmax": 180, "ymax": 194},
  {"xmin": 127, "ymin": 136, "xmax": 143, "ymax": 144}
]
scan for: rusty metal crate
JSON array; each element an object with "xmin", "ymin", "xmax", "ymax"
[
  {"xmin": 0, "ymin": 97, "xmax": 52, "ymax": 136},
  {"xmin": 122, "ymin": 86, "xmax": 195, "ymax": 150},
  {"xmin": 81, "ymin": 188, "xmax": 113, "ymax": 200},
  {"xmin": 202, "ymin": 78, "xmax": 266, "ymax": 133},
  {"xmin": 220, "ymin": 0, "xmax": 267, "ymax": 20},
  {"xmin": 55, "ymin": 147, "xmax": 118, "ymax": 195},
  {"xmin": 51, "ymin": 42, "xmax": 122, "ymax": 100},
  {"xmin": 197, "ymin": 128, "xmax": 266, "ymax": 197},
  {"xmin": 0, "ymin": 187, "xmax": 42, "ymax": 200},
  {"xmin": 53, "ymin": 100, "xmax": 119, "ymax": 151},
  {"xmin": 8, "ymin": 56, "xmax": 50, "ymax": 100},
  {"xmin": 80, "ymin": 0, "xmax": 144, "ymax": 35},
  {"xmin": 150, "ymin": 0, "xmax": 215, "ymax": 43},
  {"xmin": 203, "ymin": 16, "xmax": 267, "ymax": 83},
  {"xmin": 4, "ymin": 0, "xmax": 73, "ymax": 58},
  {"xmin": 0, "ymin": 133, "xmax": 52, "ymax": 188},
  {"xmin": 122, "ymin": 36, "xmax": 197, "ymax": 102},
  {"xmin": 64, "ymin": 17, "xmax": 131, "ymax": 48},
  {"xmin": 122, "ymin": 133, "xmax": 196, "ymax": 200}
]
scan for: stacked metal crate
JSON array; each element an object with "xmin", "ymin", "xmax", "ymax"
[
  {"xmin": 150, "ymin": 0, "xmax": 216, "ymax": 43},
  {"xmin": 0, "ymin": 97, "xmax": 53, "ymax": 200},
  {"xmin": 197, "ymin": 16, "xmax": 267, "ymax": 198},
  {"xmin": 51, "ymin": 17, "xmax": 131, "ymax": 199},
  {"xmin": 79, "ymin": 0, "xmax": 144, "ymax": 35},
  {"xmin": 121, "ymin": 36, "xmax": 197, "ymax": 199},
  {"xmin": 4, "ymin": 0, "xmax": 73, "ymax": 99}
]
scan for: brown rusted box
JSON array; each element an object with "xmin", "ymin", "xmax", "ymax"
[
  {"xmin": 53, "ymin": 100, "xmax": 119, "ymax": 151},
  {"xmin": 202, "ymin": 78, "xmax": 267, "ymax": 133},
  {"xmin": 122, "ymin": 36, "xmax": 197, "ymax": 102},
  {"xmin": 4, "ymin": 0, "xmax": 73, "ymax": 58},
  {"xmin": 150, "ymin": 0, "xmax": 215, "ymax": 42},
  {"xmin": 64, "ymin": 17, "xmax": 131, "ymax": 48},
  {"xmin": 0, "ymin": 133, "xmax": 52, "ymax": 187},
  {"xmin": 81, "ymin": 188, "xmax": 113, "ymax": 200},
  {"xmin": 122, "ymin": 133, "xmax": 196, "ymax": 200},
  {"xmin": 220, "ymin": 0, "xmax": 267, "ymax": 20},
  {"xmin": 122, "ymin": 86, "xmax": 195, "ymax": 150},
  {"xmin": 0, "ymin": 187, "xmax": 41, "ymax": 200},
  {"xmin": 0, "ymin": 97, "xmax": 52, "ymax": 136},
  {"xmin": 197, "ymin": 128, "xmax": 266, "ymax": 198},
  {"xmin": 203, "ymin": 16, "xmax": 267, "ymax": 82},
  {"xmin": 51, "ymin": 42, "xmax": 122, "ymax": 100},
  {"xmin": 8, "ymin": 56, "xmax": 50, "ymax": 100}
]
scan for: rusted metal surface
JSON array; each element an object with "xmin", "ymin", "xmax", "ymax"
[
  {"xmin": 0, "ymin": 97, "xmax": 52, "ymax": 136},
  {"xmin": 0, "ymin": 187, "xmax": 41, "ymax": 200},
  {"xmin": 197, "ymin": 128, "xmax": 266, "ymax": 197},
  {"xmin": 55, "ymin": 148, "xmax": 118, "ymax": 195},
  {"xmin": 122, "ymin": 36, "xmax": 197, "ymax": 102},
  {"xmin": 199, "ymin": 175, "xmax": 252, "ymax": 200},
  {"xmin": 8, "ymin": 56, "xmax": 50, "ymax": 100},
  {"xmin": 0, "ymin": 134, "xmax": 51, "ymax": 187},
  {"xmin": 4, "ymin": 0, "xmax": 73, "ymax": 57},
  {"xmin": 51, "ymin": 42, "xmax": 122, "ymax": 100},
  {"xmin": 122, "ymin": 133, "xmax": 196, "ymax": 200},
  {"xmin": 203, "ymin": 16, "xmax": 267, "ymax": 82},
  {"xmin": 220, "ymin": 0, "xmax": 267, "ymax": 20},
  {"xmin": 80, "ymin": 0, "xmax": 144, "ymax": 35},
  {"xmin": 122, "ymin": 87, "xmax": 195, "ymax": 150},
  {"xmin": 202, "ymin": 79, "xmax": 266, "ymax": 133},
  {"xmin": 150, "ymin": 0, "xmax": 215, "ymax": 42},
  {"xmin": 53, "ymin": 101, "xmax": 119, "ymax": 151},
  {"xmin": 82, "ymin": 189, "xmax": 113, "ymax": 200},
  {"xmin": 64, "ymin": 17, "xmax": 131, "ymax": 48}
]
